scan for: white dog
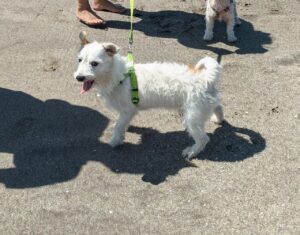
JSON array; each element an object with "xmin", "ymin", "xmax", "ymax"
[
  {"xmin": 74, "ymin": 32, "xmax": 224, "ymax": 159},
  {"xmin": 203, "ymin": 0, "xmax": 241, "ymax": 42}
]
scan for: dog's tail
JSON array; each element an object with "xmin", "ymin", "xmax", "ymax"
[{"xmin": 195, "ymin": 57, "xmax": 222, "ymax": 86}]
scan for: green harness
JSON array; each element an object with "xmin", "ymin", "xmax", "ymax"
[{"xmin": 124, "ymin": 0, "xmax": 139, "ymax": 105}]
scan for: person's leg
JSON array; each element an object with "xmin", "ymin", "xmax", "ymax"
[
  {"xmin": 77, "ymin": 0, "xmax": 105, "ymax": 26},
  {"xmin": 92, "ymin": 0, "xmax": 125, "ymax": 13}
]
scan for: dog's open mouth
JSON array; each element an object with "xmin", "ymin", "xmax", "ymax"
[{"xmin": 80, "ymin": 80, "xmax": 94, "ymax": 94}]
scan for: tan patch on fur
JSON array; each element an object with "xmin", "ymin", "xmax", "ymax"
[
  {"xmin": 218, "ymin": 10, "xmax": 230, "ymax": 21},
  {"xmin": 187, "ymin": 64, "xmax": 197, "ymax": 74},
  {"xmin": 197, "ymin": 64, "xmax": 205, "ymax": 72},
  {"xmin": 187, "ymin": 64, "xmax": 205, "ymax": 74}
]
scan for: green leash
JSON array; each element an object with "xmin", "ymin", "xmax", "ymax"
[{"xmin": 126, "ymin": 0, "xmax": 139, "ymax": 105}]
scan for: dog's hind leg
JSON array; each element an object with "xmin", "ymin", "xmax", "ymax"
[
  {"xmin": 182, "ymin": 108, "xmax": 210, "ymax": 159},
  {"xmin": 203, "ymin": 15, "xmax": 215, "ymax": 41},
  {"xmin": 110, "ymin": 111, "xmax": 135, "ymax": 147},
  {"xmin": 210, "ymin": 105, "xmax": 224, "ymax": 124}
]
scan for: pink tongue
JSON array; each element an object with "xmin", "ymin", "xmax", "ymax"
[{"xmin": 80, "ymin": 80, "xmax": 94, "ymax": 94}]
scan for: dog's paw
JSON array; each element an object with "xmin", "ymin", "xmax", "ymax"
[
  {"xmin": 210, "ymin": 114, "xmax": 223, "ymax": 124},
  {"xmin": 182, "ymin": 147, "xmax": 197, "ymax": 160},
  {"xmin": 227, "ymin": 34, "xmax": 237, "ymax": 42},
  {"xmin": 235, "ymin": 18, "xmax": 242, "ymax": 26},
  {"xmin": 109, "ymin": 137, "xmax": 123, "ymax": 147},
  {"xmin": 203, "ymin": 32, "xmax": 213, "ymax": 41}
]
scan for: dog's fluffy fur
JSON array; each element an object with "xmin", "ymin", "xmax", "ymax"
[
  {"xmin": 204, "ymin": 0, "xmax": 241, "ymax": 42},
  {"xmin": 74, "ymin": 33, "xmax": 224, "ymax": 159}
]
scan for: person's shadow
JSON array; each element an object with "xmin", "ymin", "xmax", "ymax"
[
  {"xmin": 107, "ymin": 9, "xmax": 272, "ymax": 59},
  {"xmin": 0, "ymin": 88, "xmax": 266, "ymax": 188}
]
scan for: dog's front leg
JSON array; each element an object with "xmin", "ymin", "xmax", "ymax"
[
  {"xmin": 226, "ymin": 12, "xmax": 237, "ymax": 42},
  {"xmin": 110, "ymin": 111, "xmax": 135, "ymax": 147}
]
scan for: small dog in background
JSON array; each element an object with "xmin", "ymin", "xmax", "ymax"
[
  {"xmin": 203, "ymin": 0, "xmax": 241, "ymax": 42},
  {"xmin": 74, "ymin": 32, "xmax": 224, "ymax": 159}
]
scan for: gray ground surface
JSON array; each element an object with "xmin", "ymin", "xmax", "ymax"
[{"xmin": 0, "ymin": 0, "xmax": 299, "ymax": 234}]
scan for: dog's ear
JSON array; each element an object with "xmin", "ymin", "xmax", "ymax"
[
  {"xmin": 79, "ymin": 31, "xmax": 90, "ymax": 47},
  {"xmin": 102, "ymin": 43, "xmax": 120, "ymax": 57}
]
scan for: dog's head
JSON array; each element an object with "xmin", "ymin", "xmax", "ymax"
[{"xmin": 74, "ymin": 31, "xmax": 120, "ymax": 94}]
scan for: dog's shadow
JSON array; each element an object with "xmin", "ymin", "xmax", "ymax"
[
  {"xmin": 107, "ymin": 9, "xmax": 272, "ymax": 56},
  {"xmin": 0, "ymin": 88, "xmax": 266, "ymax": 188}
]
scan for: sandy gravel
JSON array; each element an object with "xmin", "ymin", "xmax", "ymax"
[{"xmin": 0, "ymin": 0, "xmax": 299, "ymax": 234}]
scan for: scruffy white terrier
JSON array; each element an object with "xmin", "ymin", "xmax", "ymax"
[
  {"xmin": 204, "ymin": 0, "xmax": 241, "ymax": 42},
  {"xmin": 74, "ymin": 32, "xmax": 224, "ymax": 159}
]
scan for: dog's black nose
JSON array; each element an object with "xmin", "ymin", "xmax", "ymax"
[{"xmin": 76, "ymin": 76, "xmax": 86, "ymax": 82}]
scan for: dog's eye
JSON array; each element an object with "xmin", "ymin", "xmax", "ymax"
[
  {"xmin": 78, "ymin": 58, "xmax": 82, "ymax": 63},
  {"xmin": 90, "ymin": 61, "xmax": 99, "ymax": 67}
]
